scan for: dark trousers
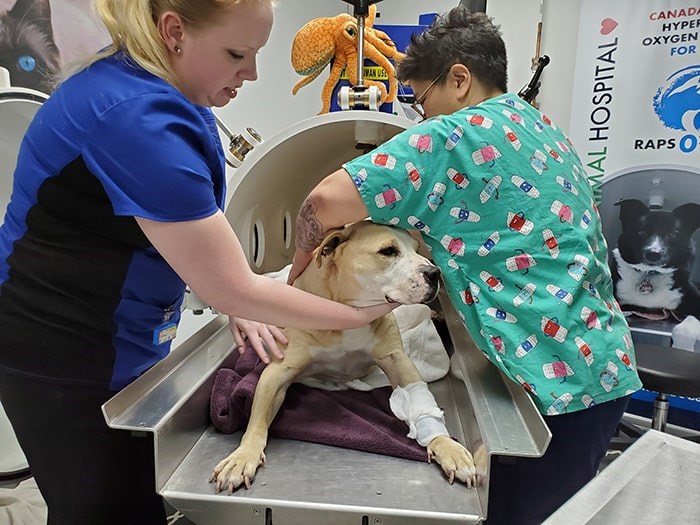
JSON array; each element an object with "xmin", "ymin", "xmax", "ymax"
[
  {"xmin": 0, "ymin": 366, "xmax": 167, "ymax": 525},
  {"xmin": 485, "ymin": 395, "xmax": 630, "ymax": 525}
]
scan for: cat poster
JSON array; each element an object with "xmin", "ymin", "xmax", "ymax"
[{"xmin": 0, "ymin": 0, "xmax": 108, "ymax": 93}]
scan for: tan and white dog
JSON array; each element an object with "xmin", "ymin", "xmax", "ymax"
[{"xmin": 210, "ymin": 221, "xmax": 477, "ymax": 492}]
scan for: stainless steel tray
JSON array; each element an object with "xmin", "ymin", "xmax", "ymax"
[
  {"xmin": 544, "ymin": 430, "xmax": 700, "ymax": 525},
  {"xmin": 103, "ymin": 294, "xmax": 550, "ymax": 524}
]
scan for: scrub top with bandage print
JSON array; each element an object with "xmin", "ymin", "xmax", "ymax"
[{"xmin": 344, "ymin": 93, "xmax": 642, "ymax": 416}]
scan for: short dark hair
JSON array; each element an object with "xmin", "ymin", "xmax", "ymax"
[{"xmin": 396, "ymin": 7, "xmax": 508, "ymax": 93}]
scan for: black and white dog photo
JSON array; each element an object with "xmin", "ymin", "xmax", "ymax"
[{"xmin": 611, "ymin": 198, "xmax": 700, "ymax": 345}]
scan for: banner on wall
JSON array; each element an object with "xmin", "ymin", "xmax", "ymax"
[
  {"xmin": 570, "ymin": 0, "xmax": 700, "ymax": 428},
  {"xmin": 570, "ymin": 0, "xmax": 699, "ymax": 183}
]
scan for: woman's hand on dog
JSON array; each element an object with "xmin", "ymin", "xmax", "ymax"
[{"xmin": 229, "ymin": 317, "xmax": 288, "ymax": 363}]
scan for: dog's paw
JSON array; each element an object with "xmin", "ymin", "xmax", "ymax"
[
  {"xmin": 209, "ymin": 446, "xmax": 266, "ymax": 493},
  {"xmin": 427, "ymin": 435, "xmax": 480, "ymax": 488}
]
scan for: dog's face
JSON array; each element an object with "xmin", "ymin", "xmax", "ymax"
[
  {"xmin": 0, "ymin": 0, "xmax": 60, "ymax": 93},
  {"xmin": 616, "ymin": 199, "xmax": 700, "ymax": 269},
  {"xmin": 316, "ymin": 221, "xmax": 441, "ymax": 306}
]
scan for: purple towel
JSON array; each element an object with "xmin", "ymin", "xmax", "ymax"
[{"xmin": 209, "ymin": 347, "xmax": 427, "ymax": 461}]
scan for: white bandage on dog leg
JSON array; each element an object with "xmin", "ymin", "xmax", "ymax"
[{"xmin": 389, "ymin": 381, "xmax": 449, "ymax": 447}]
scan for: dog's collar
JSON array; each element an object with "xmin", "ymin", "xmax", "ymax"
[
  {"xmin": 635, "ymin": 269, "xmax": 658, "ymax": 295},
  {"xmin": 623, "ymin": 308, "xmax": 670, "ymax": 320},
  {"xmin": 612, "ymin": 249, "xmax": 676, "ymax": 296},
  {"xmin": 632, "ymin": 267, "xmax": 660, "ymax": 276}
]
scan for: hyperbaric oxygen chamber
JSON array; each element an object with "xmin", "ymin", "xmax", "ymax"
[
  {"xmin": 0, "ymin": 83, "xmax": 46, "ymax": 479},
  {"xmin": 0, "ymin": 86, "xmax": 46, "ymax": 224},
  {"xmin": 224, "ymin": 111, "xmax": 412, "ymax": 273}
]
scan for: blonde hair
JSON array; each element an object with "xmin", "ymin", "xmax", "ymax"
[{"xmin": 64, "ymin": 0, "xmax": 271, "ymax": 85}]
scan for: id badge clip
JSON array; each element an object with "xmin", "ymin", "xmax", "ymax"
[{"xmin": 153, "ymin": 306, "xmax": 178, "ymax": 345}]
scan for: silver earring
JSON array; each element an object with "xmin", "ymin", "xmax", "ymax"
[{"xmin": 174, "ymin": 45, "xmax": 182, "ymax": 54}]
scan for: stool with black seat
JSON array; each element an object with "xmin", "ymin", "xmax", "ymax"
[{"xmin": 614, "ymin": 343, "xmax": 700, "ymax": 446}]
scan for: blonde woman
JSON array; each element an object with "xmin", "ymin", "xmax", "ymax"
[{"xmin": 0, "ymin": 1, "xmax": 397, "ymax": 523}]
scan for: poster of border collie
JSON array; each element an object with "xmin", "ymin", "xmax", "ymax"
[
  {"xmin": 0, "ymin": 0, "xmax": 108, "ymax": 93},
  {"xmin": 610, "ymin": 193, "xmax": 700, "ymax": 343}
]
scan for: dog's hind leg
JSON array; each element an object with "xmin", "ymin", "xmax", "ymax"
[{"xmin": 211, "ymin": 347, "xmax": 312, "ymax": 493}]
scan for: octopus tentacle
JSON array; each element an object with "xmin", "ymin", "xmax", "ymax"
[
  {"xmin": 292, "ymin": 68, "xmax": 326, "ymax": 95},
  {"xmin": 320, "ymin": 55, "xmax": 347, "ymax": 114},
  {"xmin": 290, "ymin": 4, "xmax": 406, "ymax": 113},
  {"xmin": 364, "ymin": 31, "xmax": 405, "ymax": 63},
  {"xmin": 363, "ymin": 49, "xmax": 398, "ymax": 102}
]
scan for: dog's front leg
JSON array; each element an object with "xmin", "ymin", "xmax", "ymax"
[
  {"xmin": 211, "ymin": 348, "xmax": 310, "ymax": 493},
  {"xmin": 371, "ymin": 318, "xmax": 478, "ymax": 487}
]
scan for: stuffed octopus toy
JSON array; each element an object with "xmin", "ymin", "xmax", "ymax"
[{"xmin": 291, "ymin": 4, "xmax": 406, "ymax": 114}]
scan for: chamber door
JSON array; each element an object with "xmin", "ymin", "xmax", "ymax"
[{"xmin": 0, "ymin": 87, "xmax": 47, "ymax": 479}]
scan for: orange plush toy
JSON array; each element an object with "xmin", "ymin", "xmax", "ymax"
[{"xmin": 291, "ymin": 4, "xmax": 405, "ymax": 114}]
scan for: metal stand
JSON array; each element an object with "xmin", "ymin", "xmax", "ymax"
[
  {"xmin": 213, "ymin": 113, "xmax": 263, "ymax": 169},
  {"xmin": 544, "ymin": 431, "xmax": 700, "ymax": 524},
  {"xmin": 652, "ymin": 392, "xmax": 669, "ymax": 431},
  {"xmin": 338, "ymin": 0, "xmax": 384, "ymax": 111}
]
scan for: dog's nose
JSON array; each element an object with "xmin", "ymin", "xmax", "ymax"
[
  {"xmin": 643, "ymin": 249, "xmax": 663, "ymax": 262},
  {"xmin": 422, "ymin": 265, "xmax": 441, "ymax": 286}
]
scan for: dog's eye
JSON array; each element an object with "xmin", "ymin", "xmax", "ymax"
[
  {"xmin": 669, "ymin": 231, "xmax": 678, "ymax": 239},
  {"xmin": 379, "ymin": 246, "xmax": 399, "ymax": 257},
  {"xmin": 638, "ymin": 230, "xmax": 646, "ymax": 237}
]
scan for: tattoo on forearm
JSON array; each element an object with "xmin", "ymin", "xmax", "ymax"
[{"xmin": 296, "ymin": 197, "xmax": 325, "ymax": 252}]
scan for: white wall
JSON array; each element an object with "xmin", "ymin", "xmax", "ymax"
[
  {"xmin": 537, "ymin": 0, "xmax": 582, "ymax": 131},
  {"xmin": 488, "ymin": 0, "xmax": 542, "ymax": 103},
  {"xmin": 216, "ymin": 0, "xmax": 581, "ymax": 141},
  {"xmin": 491, "ymin": 0, "xmax": 583, "ymax": 131}
]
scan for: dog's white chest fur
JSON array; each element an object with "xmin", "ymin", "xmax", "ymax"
[
  {"xmin": 301, "ymin": 326, "xmax": 380, "ymax": 382},
  {"xmin": 613, "ymin": 248, "xmax": 682, "ymax": 310}
]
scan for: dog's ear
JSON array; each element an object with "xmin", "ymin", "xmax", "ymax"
[
  {"xmin": 615, "ymin": 199, "xmax": 648, "ymax": 229},
  {"xmin": 673, "ymin": 203, "xmax": 700, "ymax": 233},
  {"xmin": 315, "ymin": 227, "xmax": 351, "ymax": 267}
]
